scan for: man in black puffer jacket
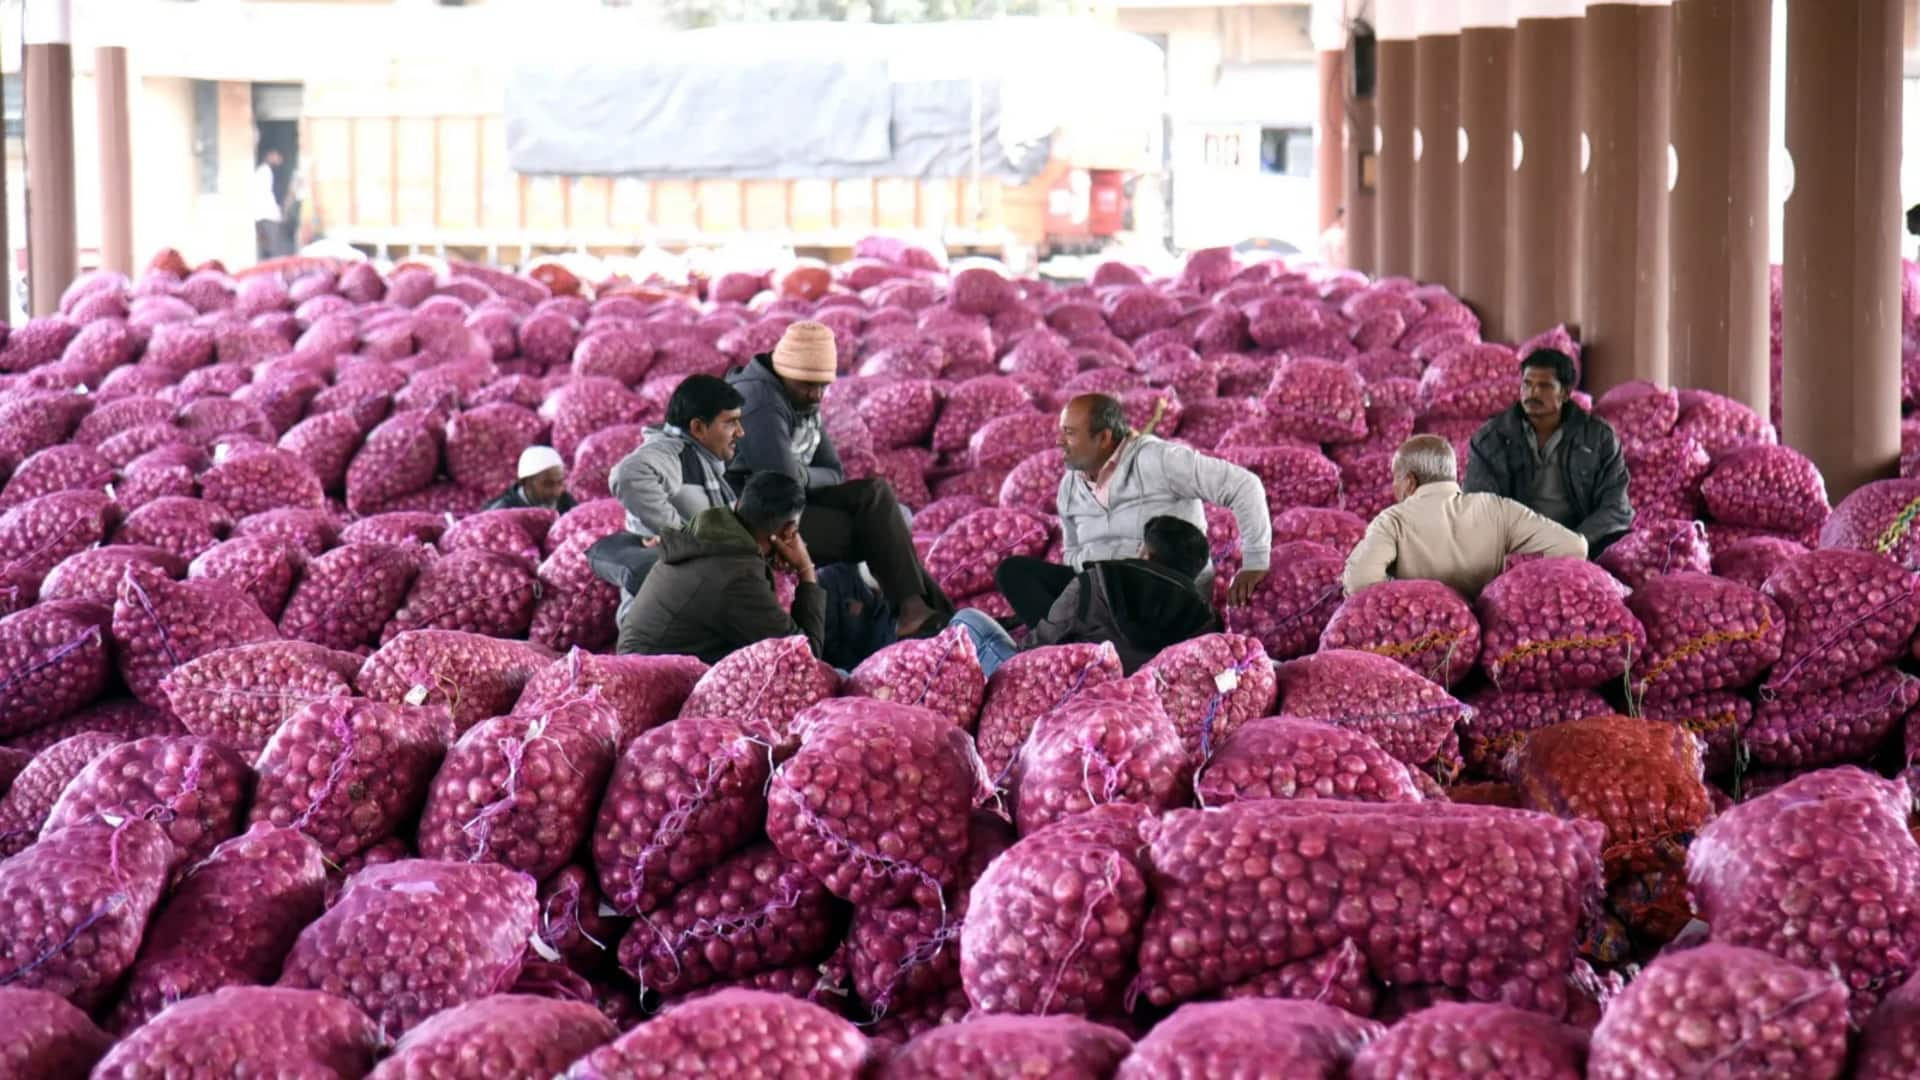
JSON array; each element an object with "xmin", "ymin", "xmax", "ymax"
[{"xmin": 1463, "ymin": 349, "xmax": 1635, "ymax": 556}]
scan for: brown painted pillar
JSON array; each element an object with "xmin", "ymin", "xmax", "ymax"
[
  {"xmin": 96, "ymin": 46, "xmax": 133, "ymax": 277},
  {"xmin": 1459, "ymin": 0, "xmax": 1516, "ymax": 339},
  {"xmin": 1316, "ymin": 49, "xmax": 1345, "ymax": 237},
  {"xmin": 1580, "ymin": 0, "xmax": 1673, "ymax": 393},
  {"xmin": 1782, "ymin": 0, "xmax": 1903, "ymax": 499},
  {"xmin": 1509, "ymin": 0, "xmax": 1584, "ymax": 341},
  {"xmin": 1668, "ymin": 0, "xmax": 1769, "ymax": 414},
  {"xmin": 1375, "ymin": 0, "xmax": 1418, "ymax": 278},
  {"xmin": 1414, "ymin": 3, "xmax": 1461, "ymax": 288},
  {"xmin": 24, "ymin": 0, "xmax": 77, "ymax": 317},
  {"xmin": 1345, "ymin": 90, "xmax": 1378, "ymax": 276}
]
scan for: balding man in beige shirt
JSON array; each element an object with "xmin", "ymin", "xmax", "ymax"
[{"xmin": 1344, "ymin": 435, "xmax": 1588, "ymax": 599}]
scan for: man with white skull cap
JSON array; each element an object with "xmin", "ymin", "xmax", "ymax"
[{"xmin": 485, "ymin": 445, "xmax": 577, "ymax": 513}]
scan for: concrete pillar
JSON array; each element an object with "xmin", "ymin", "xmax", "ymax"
[
  {"xmin": 24, "ymin": 0, "xmax": 78, "ymax": 316},
  {"xmin": 1579, "ymin": 0, "xmax": 1673, "ymax": 392},
  {"xmin": 1782, "ymin": 0, "xmax": 1903, "ymax": 499},
  {"xmin": 1375, "ymin": 0, "xmax": 1418, "ymax": 278},
  {"xmin": 1509, "ymin": 0, "xmax": 1584, "ymax": 340},
  {"xmin": 1459, "ymin": 0, "xmax": 1516, "ymax": 339},
  {"xmin": 1668, "ymin": 0, "xmax": 1769, "ymax": 414},
  {"xmin": 1316, "ymin": 49, "xmax": 1345, "ymax": 239},
  {"xmin": 1414, "ymin": 1, "xmax": 1462, "ymax": 288},
  {"xmin": 96, "ymin": 46, "xmax": 133, "ymax": 277}
]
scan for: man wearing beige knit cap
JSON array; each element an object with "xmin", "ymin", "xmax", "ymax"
[{"xmin": 727, "ymin": 321, "xmax": 950, "ymax": 640}]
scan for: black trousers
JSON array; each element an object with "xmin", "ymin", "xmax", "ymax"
[
  {"xmin": 800, "ymin": 478, "xmax": 951, "ymax": 615},
  {"xmin": 994, "ymin": 555, "xmax": 1076, "ymax": 630}
]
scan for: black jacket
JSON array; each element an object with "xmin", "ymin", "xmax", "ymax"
[
  {"xmin": 1028, "ymin": 559, "xmax": 1221, "ymax": 674},
  {"xmin": 1463, "ymin": 403, "xmax": 1634, "ymax": 552},
  {"xmin": 726, "ymin": 355, "xmax": 844, "ymax": 493},
  {"xmin": 614, "ymin": 507, "xmax": 826, "ymax": 664},
  {"xmin": 484, "ymin": 484, "xmax": 577, "ymax": 515}
]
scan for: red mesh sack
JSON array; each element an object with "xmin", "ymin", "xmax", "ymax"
[
  {"xmin": 1259, "ymin": 357, "xmax": 1368, "ymax": 443},
  {"xmin": 0, "ymin": 818, "xmax": 173, "ymax": 1009},
  {"xmin": 518, "ymin": 648, "xmax": 707, "ymax": 746},
  {"xmin": 879, "ymin": 1015, "xmax": 1132, "ymax": 1080},
  {"xmin": 41, "ymin": 733, "xmax": 249, "ymax": 875},
  {"xmin": 1627, "ymin": 572, "xmax": 1783, "ymax": 703},
  {"xmin": 0, "ymin": 732, "xmax": 120, "ymax": 855},
  {"xmin": 1822, "ymin": 477, "xmax": 1920, "ymax": 572},
  {"xmin": 439, "ymin": 510, "xmax": 542, "ymax": 566},
  {"xmin": 1118, "ymin": 999, "xmax": 1384, "ymax": 1079},
  {"xmin": 188, "ymin": 535, "xmax": 302, "ymax": 619},
  {"xmin": 39, "ymin": 544, "xmax": 186, "ymax": 606},
  {"xmin": 1417, "ymin": 343, "xmax": 1518, "ymax": 420},
  {"xmin": 845, "ymin": 624, "xmax": 986, "ymax": 730},
  {"xmin": 1320, "ymin": 580, "xmax": 1482, "ymax": 688},
  {"xmin": 369, "ymin": 994, "xmax": 617, "ymax": 1080},
  {"xmin": 231, "ymin": 506, "xmax": 340, "ymax": 558},
  {"xmin": 563, "ymin": 989, "xmax": 871, "ymax": 1079},
  {"xmin": 1745, "ymin": 666, "xmax": 1920, "ymax": 769},
  {"xmin": 1272, "ymin": 649, "xmax": 1465, "ymax": 767},
  {"xmin": 117, "ymin": 495, "xmax": 231, "ymax": 562},
  {"xmin": 343, "ymin": 510, "xmax": 449, "ymax": 547},
  {"xmin": 344, "ymin": 409, "xmax": 442, "ymax": 514},
  {"xmin": 1638, "ymin": 691, "xmax": 1747, "ymax": 779},
  {"xmin": 1010, "ymin": 675, "xmax": 1189, "ymax": 835},
  {"xmin": 1711, "ymin": 535, "xmax": 1808, "ymax": 591},
  {"xmin": 1625, "ymin": 435, "xmax": 1712, "ymax": 521},
  {"xmin": 616, "ymin": 841, "xmax": 838, "ymax": 998},
  {"xmin": 1196, "ymin": 716, "xmax": 1423, "ymax": 807},
  {"xmin": 860, "ymin": 379, "xmax": 942, "ymax": 449},
  {"xmin": 160, "ymin": 640, "xmax": 361, "ymax": 754},
  {"xmin": 974, "ymin": 641, "xmax": 1123, "ymax": 784},
  {"xmin": 1762, "ymin": 548, "xmax": 1920, "ymax": 694},
  {"xmin": 1216, "ymin": 445, "xmax": 1340, "ymax": 513},
  {"xmin": 278, "ymin": 541, "xmax": 430, "ymax": 649},
  {"xmin": 1215, "ymin": 935, "xmax": 1382, "ymax": 1016},
  {"xmin": 91, "ymin": 986, "xmax": 382, "ymax": 1080},
  {"xmin": 1139, "ymin": 632, "xmax": 1278, "ymax": 762},
  {"xmin": 1587, "ymin": 944, "xmax": 1847, "ymax": 1080},
  {"xmin": 0, "ymin": 444, "xmax": 113, "ymax": 511},
  {"xmin": 1272, "ymin": 506, "xmax": 1368, "ymax": 558},
  {"xmin": 0, "ymin": 600, "xmax": 110, "ymax": 738},
  {"xmin": 1349, "ymin": 1002, "xmax": 1587, "ymax": 1080},
  {"xmin": 356, "ymin": 629, "xmax": 556, "ymax": 734},
  {"xmin": 110, "ymin": 563, "xmax": 281, "ymax": 707},
  {"xmin": 1688, "ymin": 767, "xmax": 1920, "ymax": 1019},
  {"xmin": 994, "ymin": 450, "xmax": 1066, "ymax": 516},
  {"xmin": 1701, "ymin": 444, "xmax": 1830, "ymax": 533},
  {"xmin": 1595, "ymin": 519, "xmax": 1712, "ymax": 590},
  {"xmin": 683, "ymin": 634, "xmax": 840, "ymax": 745},
  {"xmin": 0, "ymin": 489, "xmax": 117, "ymax": 587},
  {"xmin": 1857, "ymin": 970, "xmax": 1920, "ymax": 1080},
  {"xmin": 1133, "ymin": 801, "xmax": 1604, "ymax": 1013},
  {"xmin": 1459, "ymin": 688, "xmax": 1611, "ymax": 779},
  {"xmin": 1214, "ymin": 541, "xmax": 1343, "ymax": 662},
  {"xmin": 767, "ymin": 699, "xmax": 982, "ymax": 908},
  {"xmin": 382, "ymin": 548, "xmax": 540, "ymax": 642},
  {"xmin": 931, "ymin": 376, "xmax": 1033, "ymax": 454},
  {"xmin": 1476, "ymin": 558, "xmax": 1645, "ymax": 692},
  {"xmin": 0, "ymin": 988, "xmax": 112, "ymax": 1077},
  {"xmin": 961, "ymin": 804, "xmax": 1152, "ymax": 1019},
  {"xmin": 416, "ymin": 693, "xmax": 620, "ymax": 879},
  {"xmin": 277, "ymin": 859, "xmax": 538, "ymax": 1035},
  {"xmin": 105, "ymin": 823, "xmax": 328, "ymax": 1033},
  {"xmin": 1593, "ymin": 380, "xmax": 1679, "ymax": 446},
  {"xmin": 199, "ymin": 446, "xmax": 327, "ymax": 518}
]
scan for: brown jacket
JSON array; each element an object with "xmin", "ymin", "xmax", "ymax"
[
  {"xmin": 615, "ymin": 507, "xmax": 825, "ymax": 664},
  {"xmin": 1343, "ymin": 481, "xmax": 1587, "ymax": 600}
]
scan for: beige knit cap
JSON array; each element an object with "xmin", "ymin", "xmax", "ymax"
[{"xmin": 771, "ymin": 321, "xmax": 839, "ymax": 383}]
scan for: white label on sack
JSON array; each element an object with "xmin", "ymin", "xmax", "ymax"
[
  {"xmin": 212, "ymin": 443, "xmax": 232, "ymax": 464},
  {"xmin": 528, "ymin": 933, "xmax": 563, "ymax": 963},
  {"xmin": 104, "ymin": 483, "xmax": 116, "ymax": 500},
  {"xmin": 1214, "ymin": 669, "xmax": 1239, "ymax": 694},
  {"xmin": 404, "ymin": 685, "xmax": 430, "ymax": 706}
]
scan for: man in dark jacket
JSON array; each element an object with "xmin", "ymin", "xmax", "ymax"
[
  {"xmin": 1463, "ymin": 349, "xmax": 1634, "ymax": 555},
  {"xmin": 485, "ymin": 446, "xmax": 578, "ymax": 514},
  {"xmin": 728, "ymin": 320, "xmax": 950, "ymax": 638},
  {"xmin": 614, "ymin": 472, "xmax": 825, "ymax": 664},
  {"xmin": 953, "ymin": 515, "xmax": 1220, "ymax": 677}
]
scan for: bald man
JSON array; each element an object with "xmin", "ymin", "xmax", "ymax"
[{"xmin": 994, "ymin": 393, "xmax": 1271, "ymax": 634}]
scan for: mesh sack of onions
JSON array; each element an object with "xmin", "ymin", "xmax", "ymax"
[
  {"xmin": 1626, "ymin": 571, "xmax": 1783, "ymax": 704},
  {"xmin": 931, "ymin": 376, "xmax": 1033, "ymax": 454},
  {"xmin": 160, "ymin": 640, "xmax": 362, "ymax": 754},
  {"xmin": 0, "ymin": 818, "xmax": 173, "ymax": 1009},
  {"xmin": 1744, "ymin": 666, "xmax": 1920, "ymax": 769},
  {"xmin": 961, "ymin": 803, "xmax": 1152, "ymax": 1020},
  {"xmin": 1458, "ymin": 688, "xmax": 1611, "ymax": 779},
  {"xmin": 615, "ymin": 841, "xmax": 838, "ymax": 999},
  {"xmin": 1320, "ymin": 580, "xmax": 1482, "ymax": 688},
  {"xmin": 1215, "ymin": 541, "xmax": 1343, "ymax": 663},
  {"xmin": 41, "ymin": 733, "xmax": 249, "ymax": 876},
  {"xmin": 1272, "ymin": 506, "xmax": 1368, "ymax": 558},
  {"xmin": 1637, "ymin": 691, "xmax": 1747, "ymax": 779},
  {"xmin": 1195, "ymin": 715, "xmax": 1423, "ymax": 807},
  {"xmin": 356, "ymin": 629, "xmax": 556, "ymax": 735},
  {"xmin": 252, "ymin": 698, "xmax": 448, "ymax": 863},
  {"xmin": 342, "ymin": 510, "xmax": 449, "ymax": 548},
  {"xmin": 188, "ymin": 535, "xmax": 302, "ymax": 620},
  {"xmin": 0, "ymin": 733, "xmax": 122, "ymax": 854},
  {"xmin": 1674, "ymin": 391, "xmax": 1777, "ymax": 457},
  {"xmin": 381, "ymin": 548, "xmax": 540, "ymax": 642},
  {"xmin": 1702, "ymin": 444, "xmax": 1830, "ymax": 535},
  {"xmin": 369, "ymin": 994, "xmax": 614, "ymax": 1080},
  {"xmin": 1760, "ymin": 548, "xmax": 1920, "ymax": 694},
  {"xmin": 1339, "ymin": 454, "xmax": 1396, "ymax": 520},
  {"xmin": 528, "ymin": 863, "xmax": 623, "ymax": 976},
  {"xmin": 0, "ymin": 490, "xmax": 118, "ymax": 586},
  {"xmin": 1271, "ymin": 649, "xmax": 1465, "ymax": 767},
  {"xmin": 974, "ymin": 641, "xmax": 1124, "ymax": 784},
  {"xmin": 105, "ymin": 823, "xmax": 327, "ymax": 1033},
  {"xmin": 416, "ymin": 693, "xmax": 621, "ymax": 879},
  {"xmin": 517, "ymin": 648, "xmax": 707, "ymax": 747},
  {"xmin": 1596, "ymin": 519, "xmax": 1712, "ymax": 591},
  {"xmin": 1856, "ymin": 969, "xmax": 1920, "ymax": 1080},
  {"xmin": 0, "ymin": 988, "xmax": 112, "ymax": 1077},
  {"xmin": 968, "ymin": 412, "xmax": 1058, "ymax": 472},
  {"xmin": 1416, "ymin": 344, "xmax": 1518, "ymax": 419},
  {"xmin": 677, "ymin": 634, "xmax": 838, "ymax": 750},
  {"xmin": 1009, "ymin": 674, "xmax": 1190, "ymax": 836},
  {"xmin": 1349, "ymin": 1002, "xmax": 1588, "ymax": 1080},
  {"xmin": 0, "ymin": 600, "xmax": 110, "ymax": 738},
  {"xmin": 860, "ymin": 379, "xmax": 943, "ymax": 450},
  {"xmin": 443, "ymin": 403, "xmax": 542, "ymax": 495},
  {"xmin": 277, "ymin": 860, "xmax": 538, "ymax": 1035},
  {"xmin": 117, "ymin": 495, "xmax": 232, "ymax": 562},
  {"xmin": 1258, "ymin": 357, "xmax": 1368, "ymax": 443},
  {"xmin": 344, "ymin": 410, "xmax": 441, "ymax": 514},
  {"xmin": 1215, "ymin": 936, "xmax": 1381, "ymax": 1016},
  {"xmin": 1216, "ymin": 445, "xmax": 1342, "ymax": 513},
  {"xmin": 1593, "ymin": 380, "xmax": 1680, "ymax": 447},
  {"xmin": 766, "ymin": 699, "xmax": 982, "ymax": 908},
  {"xmin": 878, "ymin": 1015, "xmax": 1132, "ymax": 1080},
  {"xmin": 1117, "ymin": 999, "xmax": 1384, "ymax": 1079},
  {"xmin": 92, "ymin": 986, "xmax": 382, "ymax": 1080},
  {"xmin": 993, "ymin": 448, "xmax": 1067, "ymax": 517},
  {"xmin": 0, "ymin": 444, "xmax": 113, "ymax": 511},
  {"xmin": 844, "ymin": 624, "xmax": 985, "ymax": 730},
  {"xmin": 1133, "ymin": 800, "xmax": 1604, "ymax": 1013},
  {"xmin": 278, "ymin": 541, "xmax": 430, "ymax": 650},
  {"xmin": 199, "ymin": 446, "xmax": 327, "ymax": 518},
  {"xmin": 439, "ymin": 510, "xmax": 544, "ymax": 566},
  {"xmin": 1586, "ymin": 944, "xmax": 1847, "ymax": 1080},
  {"xmin": 1625, "ymin": 435, "xmax": 1712, "ymax": 521},
  {"xmin": 563, "ymin": 989, "xmax": 871, "ymax": 1080},
  {"xmin": 529, "ymin": 529, "xmax": 619, "ymax": 653},
  {"xmin": 40, "ymin": 544, "xmax": 186, "ymax": 606},
  {"xmin": 1688, "ymin": 767, "xmax": 1920, "ymax": 1019},
  {"xmin": 1477, "ymin": 558, "xmax": 1645, "ymax": 692},
  {"xmin": 1820, "ymin": 477, "xmax": 1920, "ymax": 572},
  {"xmin": 1139, "ymin": 632, "xmax": 1278, "ymax": 763},
  {"xmin": 925, "ymin": 508, "xmax": 1052, "ymax": 599},
  {"xmin": 1709, "ymin": 535, "xmax": 1809, "ymax": 592}
]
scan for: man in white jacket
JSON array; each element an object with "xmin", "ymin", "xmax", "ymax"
[{"xmin": 993, "ymin": 393, "xmax": 1272, "ymax": 632}]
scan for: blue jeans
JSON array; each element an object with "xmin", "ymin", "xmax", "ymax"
[{"xmin": 951, "ymin": 608, "xmax": 1019, "ymax": 680}]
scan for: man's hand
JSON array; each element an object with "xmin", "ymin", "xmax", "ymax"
[
  {"xmin": 769, "ymin": 532, "xmax": 816, "ymax": 582},
  {"xmin": 1227, "ymin": 568, "xmax": 1267, "ymax": 607}
]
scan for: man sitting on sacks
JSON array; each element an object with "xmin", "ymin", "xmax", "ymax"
[
  {"xmin": 724, "ymin": 321, "xmax": 952, "ymax": 640},
  {"xmin": 993, "ymin": 392, "xmax": 1273, "ymax": 633},
  {"xmin": 1464, "ymin": 347, "xmax": 1635, "ymax": 556},
  {"xmin": 615, "ymin": 471, "xmax": 825, "ymax": 664},
  {"xmin": 484, "ymin": 445, "xmax": 577, "ymax": 513},
  {"xmin": 1344, "ymin": 434, "xmax": 1588, "ymax": 599}
]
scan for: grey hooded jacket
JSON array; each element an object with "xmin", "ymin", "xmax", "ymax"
[{"xmin": 609, "ymin": 425, "xmax": 735, "ymax": 538}]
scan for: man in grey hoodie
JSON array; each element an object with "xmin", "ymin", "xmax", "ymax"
[{"xmin": 610, "ymin": 374, "xmax": 744, "ymax": 539}]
